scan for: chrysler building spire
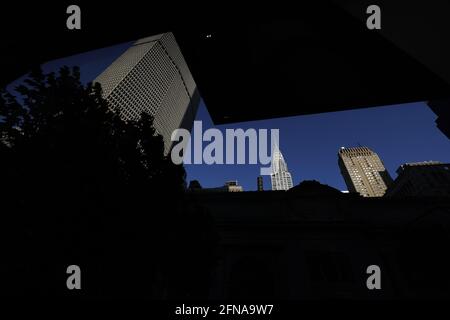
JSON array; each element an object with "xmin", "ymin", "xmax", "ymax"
[{"xmin": 271, "ymin": 145, "xmax": 294, "ymax": 191}]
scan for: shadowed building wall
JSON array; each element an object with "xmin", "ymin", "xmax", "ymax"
[
  {"xmin": 185, "ymin": 186, "xmax": 450, "ymax": 299},
  {"xmin": 386, "ymin": 161, "xmax": 450, "ymax": 197}
]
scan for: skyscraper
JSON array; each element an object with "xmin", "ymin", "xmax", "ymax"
[
  {"xmin": 338, "ymin": 147, "xmax": 393, "ymax": 197},
  {"xmin": 271, "ymin": 146, "xmax": 293, "ymax": 191},
  {"xmin": 94, "ymin": 32, "xmax": 200, "ymax": 154}
]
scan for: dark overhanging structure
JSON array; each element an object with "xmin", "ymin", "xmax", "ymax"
[{"xmin": 1, "ymin": 2, "xmax": 450, "ymax": 134}]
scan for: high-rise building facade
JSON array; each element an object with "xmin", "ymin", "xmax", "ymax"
[
  {"xmin": 338, "ymin": 147, "xmax": 392, "ymax": 197},
  {"xmin": 94, "ymin": 32, "xmax": 200, "ymax": 154},
  {"xmin": 271, "ymin": 147, "xmax": 293, "ymax": 191}
]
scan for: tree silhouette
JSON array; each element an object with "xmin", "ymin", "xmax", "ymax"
[{"xmin": 0, "ymin": 66, "xmax": 217, "ymax": 298}]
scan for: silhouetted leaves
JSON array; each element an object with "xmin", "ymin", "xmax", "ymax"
[{"xmin": 0, "ymin": 66, "xmax": 217, "ymax": 298}]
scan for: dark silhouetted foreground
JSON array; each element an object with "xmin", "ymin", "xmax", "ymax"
[
  {"xmin": 0, "ymin": 67, "xmax": 218, "ymax": 298},
  {"xmin": 2, "ymin": 67, "xmax": 450, "ymax": 300}
]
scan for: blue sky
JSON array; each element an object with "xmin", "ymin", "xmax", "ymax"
[
  {"xmin": 7, "ymin": 41, "xmax": 450, "ymax": 191},
  {"xmin": 186, "ymin": 99, "xmax": 450, "ymax": 191}
]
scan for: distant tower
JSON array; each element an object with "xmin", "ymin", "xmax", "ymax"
[
  {"xmin": 94, "ymin": 32, "xmax": 200, "ymax": 155},
  {"xmin": 257, "ymin": 176, "xmax": 264, "ymax": 191},
  {"xmin": 224, "ymin": 180, "xmax": 244, "ymax": 192},
  {"xmin": 271, "ymin": 146, "xmax": 294, "ymax": 191},
  {"xmin": 338, "ymin": 146, "xmax": 393, "ymax": 197}
]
